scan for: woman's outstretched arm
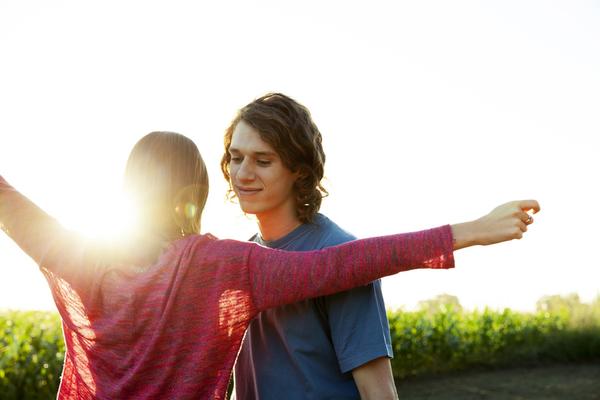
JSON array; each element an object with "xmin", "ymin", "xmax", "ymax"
[
  {"xmin": 246, "ymin": 200, "xmax": 540, "ymax": 312},
  {"xmin": 1, "ymin": 176, "xmax": 62, "ymax": 262},
  {"xmin": 0, "ymin": 176, "xmax": 86, "ymax": 281}
]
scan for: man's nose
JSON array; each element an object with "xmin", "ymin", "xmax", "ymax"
[{"xmin": 236, "ymin": 159, "xmax": 255, "ymax": 182}]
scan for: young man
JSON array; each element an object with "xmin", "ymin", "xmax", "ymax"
[{"xmin": 221, "ymin": 93, "xmax": 398, "ymax": 399}]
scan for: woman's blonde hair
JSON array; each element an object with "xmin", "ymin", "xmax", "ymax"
[{"xmin": 124, "ymin": 131, "xmax": 209, "ymax": 239}]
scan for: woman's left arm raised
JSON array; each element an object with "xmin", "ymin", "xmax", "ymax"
[{"xmin": 0, "ymin": 175, "xmax": 86, "ymax": 281}]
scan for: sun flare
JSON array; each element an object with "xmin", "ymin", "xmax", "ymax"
[{"xmin": 58, "ymin": 191, "xmax": 138, "ymax": 241}]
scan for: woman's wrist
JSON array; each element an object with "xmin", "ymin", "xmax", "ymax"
[{"xmin": 450, "ymin": 220, "xmax": 481, "ymax": 250}]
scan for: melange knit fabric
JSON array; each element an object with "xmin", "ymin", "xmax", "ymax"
[{"xmin": 0, "ymin": 176, "xmax": 455, "ymax": 400}]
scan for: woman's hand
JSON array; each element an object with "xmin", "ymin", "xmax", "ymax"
[{"xmin": 451, "ymin": 200, "xmax": 540, "ymax": 250}]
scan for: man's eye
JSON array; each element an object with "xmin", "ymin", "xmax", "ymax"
[{"xmin": 257, "ymin": 160, "xmax": 271, "ymax": 166}]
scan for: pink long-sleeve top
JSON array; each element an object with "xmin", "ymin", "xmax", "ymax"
[{"xmin": 0, "ymin": 176, "xmax": 455, "ymax": 399}]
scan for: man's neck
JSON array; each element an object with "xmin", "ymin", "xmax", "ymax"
[{"xmin": 256, "ymin": 211, "xmax": 302, "ymax": 242}]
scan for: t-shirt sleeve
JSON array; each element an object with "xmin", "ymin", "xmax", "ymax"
[
  {"xmin": 246, "ymin": 225, "xmax": 455, "ymax": 311},
  {"xmin": 324, "ymin": 279, "xmax": 393, "ymax": 373}
]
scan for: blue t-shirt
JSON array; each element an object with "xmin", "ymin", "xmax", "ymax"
[{"xmin": 233, "ymin": 214, "xmax": 393, "ymax": 399}]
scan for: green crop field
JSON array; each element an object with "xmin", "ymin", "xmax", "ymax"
[
  {"xmin": 1, "ymin": 294, "xmax": 599, "ymax": 399},
  {"xmin": 0, "ymin": 311, "xmax": 64, "ymax": 399},
  {"xmin": 388, "ymin": 294, "xmax": 600, "ymax": 379}
]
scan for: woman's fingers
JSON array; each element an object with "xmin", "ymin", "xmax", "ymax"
[
  {"xmin": 518, "ymin": 211, "xmax": 529, "ymax": 222},
  {"xmin": 517, "ymin": 211, "xmax": 534, "ymax": 225},
  {"xmin": 519, "ymin": 199, "xmax": 541, "ymax": 214}
]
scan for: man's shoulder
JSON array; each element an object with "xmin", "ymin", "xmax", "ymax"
[
  {"xmin": 308, "ymin": 214, "xmax": 356, "ymax": 248},
  {"xmin": 250, "ymin": 214, "xmax": 355, "ymax": 250}
]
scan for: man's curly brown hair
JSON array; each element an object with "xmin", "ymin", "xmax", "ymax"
[{"xmin": 221, "ymin": 93, "xmax": 328, "ymax": 223}]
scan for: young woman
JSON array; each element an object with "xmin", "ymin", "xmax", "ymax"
[{"xmin": 0, "ymin": 131, "xmax": 539, "ymax": 400}]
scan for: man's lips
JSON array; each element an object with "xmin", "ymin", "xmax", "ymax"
[{"xmin": 235, "ymin": 186, "xmax": 262, "ymax": 196}]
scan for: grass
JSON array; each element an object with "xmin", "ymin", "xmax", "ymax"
[{"xmin": 395, "ymin": 363, "xmax": 600, "ymax": 400}]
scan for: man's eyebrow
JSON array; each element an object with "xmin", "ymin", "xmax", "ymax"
[
  {"xmin": 229, "ymin": 147, "xmax": 277, "ymax": 157},
  {"xmin": 253, "ymin": 151, "xmax": 277, "ymax": 157}
]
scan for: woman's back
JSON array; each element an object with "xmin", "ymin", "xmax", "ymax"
[{"xmin": 51, "ymin": 234, "xmax": 257, "ymax": 399}]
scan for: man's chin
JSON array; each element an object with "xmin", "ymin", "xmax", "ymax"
[{"xmin": 238, "ymin": 204, "xmax": 260, "ymax": 216}]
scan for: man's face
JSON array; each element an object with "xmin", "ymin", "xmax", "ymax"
[{"xmin": 228, "ymin": 120, "xmax": 298, "ymax": 219}]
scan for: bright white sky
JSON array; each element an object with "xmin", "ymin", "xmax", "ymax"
[{"xmin": 1, "ymin": 1, "xmax": 598, "ymax": 312}]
